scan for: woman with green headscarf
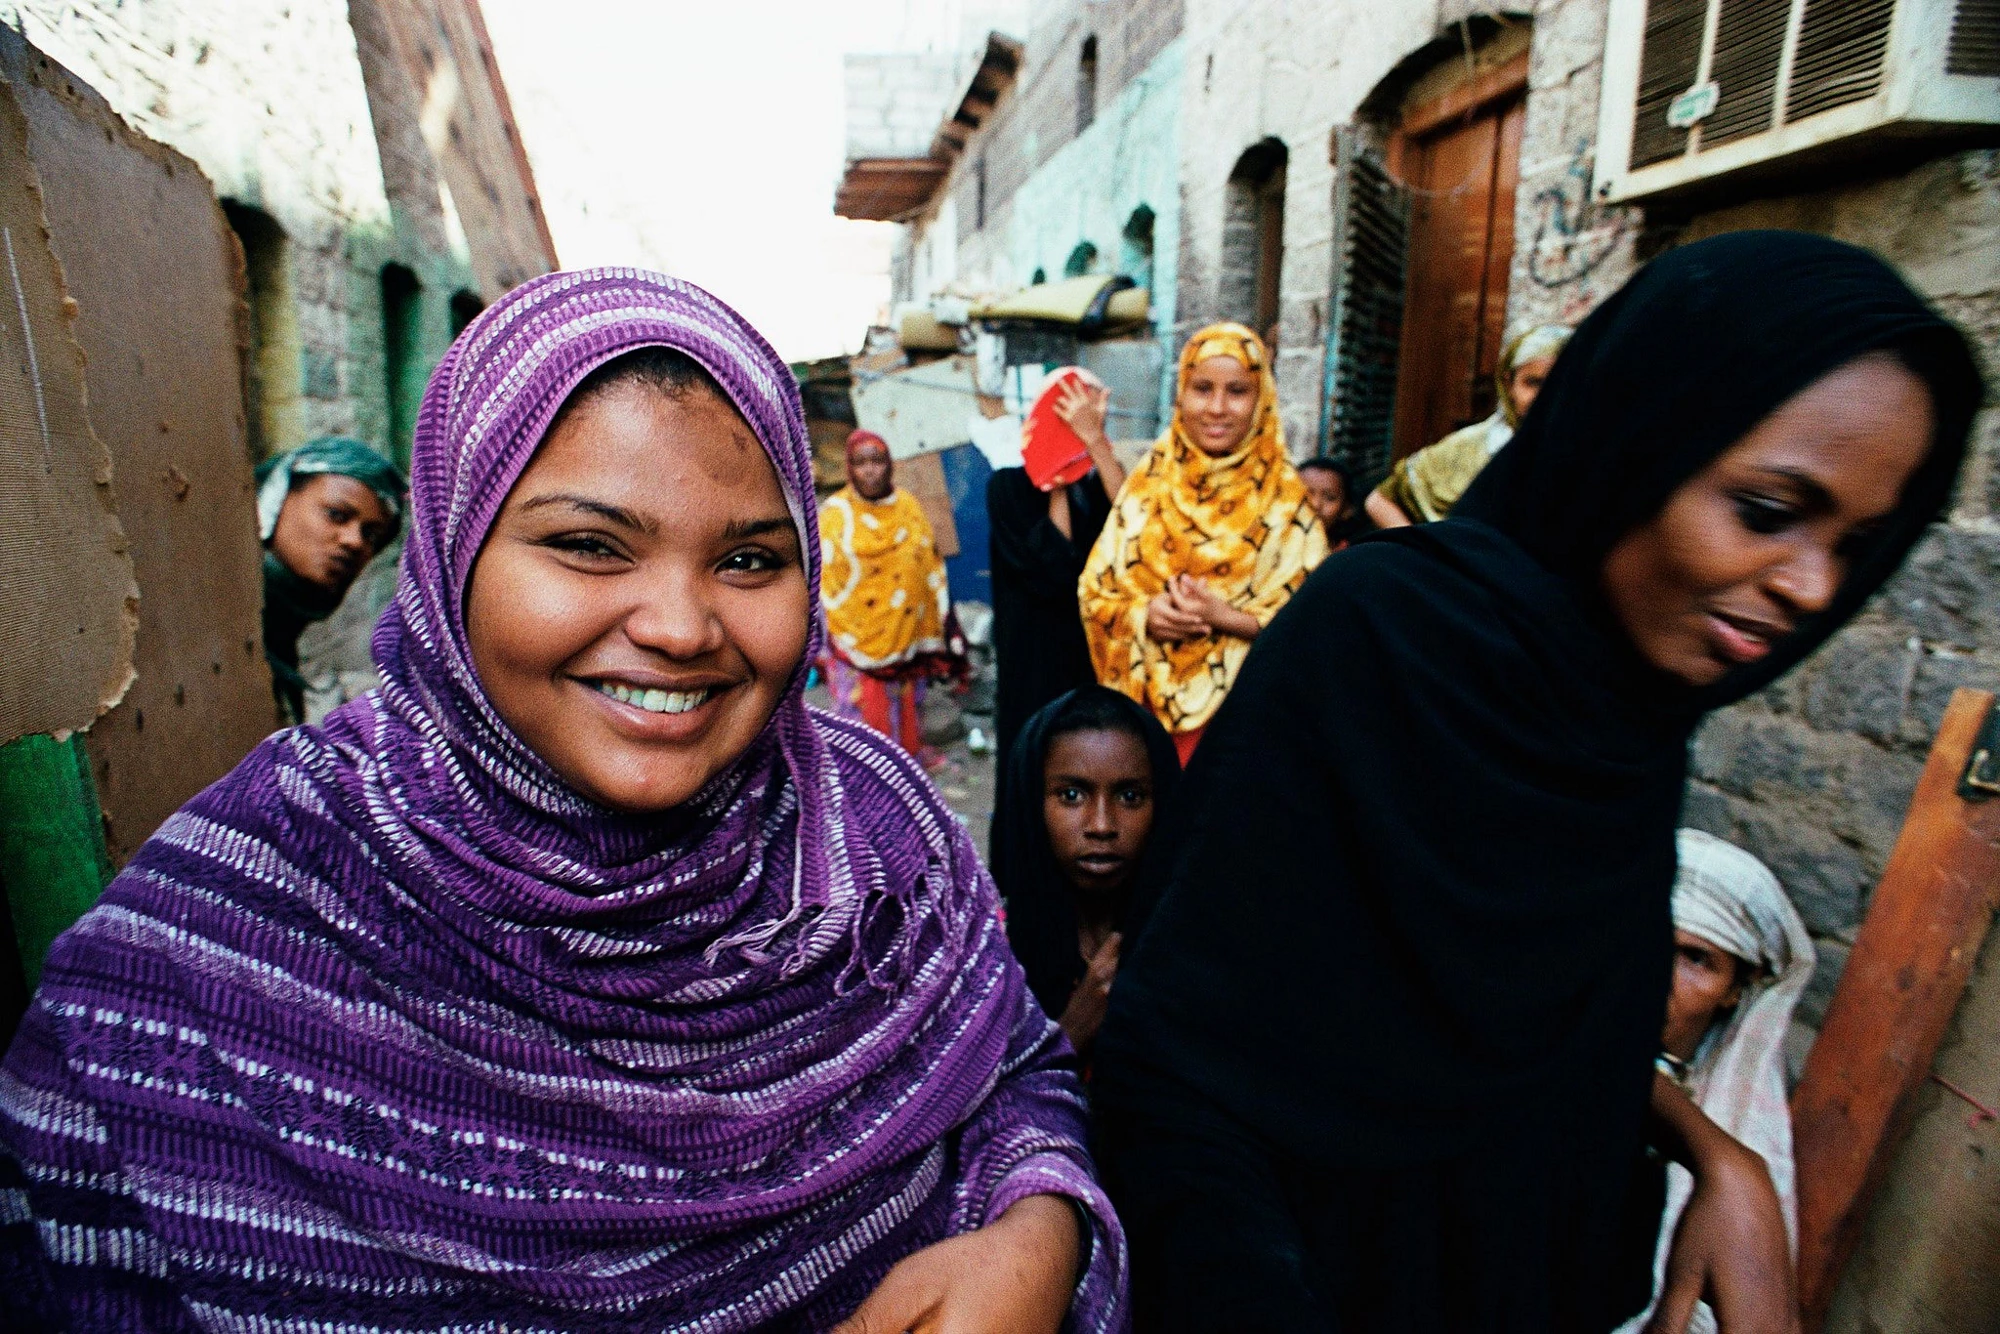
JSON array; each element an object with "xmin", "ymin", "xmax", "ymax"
[
  {"xmin": 256, "ymin": 437, "xmax": 407, "ymax": 722},
  {"xmin": 1367, "ymin": 324, "xmax": 1571, "ymax": 528}
]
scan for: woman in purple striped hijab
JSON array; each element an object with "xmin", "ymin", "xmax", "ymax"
[{"xmin": 0, "ymin": 269, "xmax": 1126, "ymax": 1331}]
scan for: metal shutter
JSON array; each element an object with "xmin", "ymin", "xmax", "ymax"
[
  {"xmin": 1633, "ymin": 0, "xmax": 1708, "ymax": 166},
  {"xmin": 1320, "ymin": 127, "xmax": 1409, "ymax": 490},
  {"xmin": 1705, "ymin": 0, "xmax": 1794, "ymax": 145},
  {"xmin": 1788, "ymin": 0, "xmax": 1897, "ymax": 122},
  {"xmin": 1948, "ymin": 0, "xmax": 2000, "ymax": 75}
]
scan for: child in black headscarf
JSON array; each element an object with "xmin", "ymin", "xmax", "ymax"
[
  {"xmin": 994, "ymin": 686, "xmax": 1180, "ymax": 1058},
  {"xmin": 1090, "ymin": 232, "xmax": 1984, "ymax": 1334}
]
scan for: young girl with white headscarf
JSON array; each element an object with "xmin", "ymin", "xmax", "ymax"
[{"xmin": 1618, "ymin": 829, "xmax": 1817, "ymax": 1334}]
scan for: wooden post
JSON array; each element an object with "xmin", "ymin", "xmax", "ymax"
[{"xmin": 1791, "ymin": 688, "xmax": 2000, "ymax": 1330}]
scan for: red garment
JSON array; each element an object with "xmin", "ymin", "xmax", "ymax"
[{"xmin": 1172, "ymin": 726, "xmax": 1205, "ymax": 768}]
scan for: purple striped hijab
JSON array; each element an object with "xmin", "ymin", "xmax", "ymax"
[{"xmin": 0, "ymin": 269, "xmax": 1126, "ymax": 1331}]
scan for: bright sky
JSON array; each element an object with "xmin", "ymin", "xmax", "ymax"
[{"xmin": 481, "ymin": 1, "xmax": 1020, "ymax": 364}]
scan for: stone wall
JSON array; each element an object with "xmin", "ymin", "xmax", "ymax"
[
  {"xmin": 1174, "ymin": 0, "xmax": 1509, "ymax": 452},
  {"xmin": 1502, "ymin": 0, "xmax": 1642, "ymax": 334},
  {"xmin": 844, "ymin": 52, "xmax": 961, "ymax": 161},
  {"xmin": 1677, "ymin": 154, "xmax": 2000, "ymax": 1050},
  {"xmin": 1506, "ymin": 0, "xmax": 2000, "ymax": 1056}
]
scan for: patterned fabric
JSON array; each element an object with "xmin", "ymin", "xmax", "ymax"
[
  {"xmin": 1374, "ymin": 324, "xmax": 1571, "ymax": 523},
  {"xmin": 1614, "ymin": 829, "xmax": 1814, "ymax": 1334},
  {"xmin": 1078, "ymin": 323, "xmax": 1326, "ymax": 734},
  {"xmin": 820, "ymin": 483, "xmax": 951, "ymax": 672},
  {"xmin": 0, "ymin": 269, "xmax": 1125, "ymax": 1332}
]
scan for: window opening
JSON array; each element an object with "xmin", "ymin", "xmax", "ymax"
[
  {"xmin": 220, "ymin": 201, "xmax": 300, "ymax": 462},
  {"xmin": 449, "ymin": 289, "xmax": 484, "ymax": 338},
  {"xmin": 380, "ymin": 264, "xmax": 424, "ymax": 470},
  {"xmin": 1078, "ymin": 36, "xmax": 1098, "ymax": 135}
]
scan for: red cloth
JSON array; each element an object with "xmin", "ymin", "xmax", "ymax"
[{"xmin": 1172, "ymin": 726, "xmax": 1205, "ymax": 768}]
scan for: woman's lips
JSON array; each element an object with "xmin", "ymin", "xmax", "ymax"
[
  {"xmin": 1706, "ymin": 612, "xmax": 1784, "ymax": 666},
  {"xmin": 579, "ymin": 676, "xmax": 732, "ymax": 742}
]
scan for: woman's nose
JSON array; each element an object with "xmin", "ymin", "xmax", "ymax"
[
  {"xmin": 623, "ymin": 573, "xmax": 725, "ymax": 659},
  {"xmin": 1769, "ymin": 543, "xmax": 1840, "ymax": 616}
]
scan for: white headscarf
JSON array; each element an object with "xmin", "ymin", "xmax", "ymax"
[{"xmin": 1616, "ymin": 829, "xmax": 1816, "ymax": 1334}]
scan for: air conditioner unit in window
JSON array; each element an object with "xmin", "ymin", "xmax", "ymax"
[{"xmin": 1594, "ymin": 0, "xmax": 2000, "ymax": 204}]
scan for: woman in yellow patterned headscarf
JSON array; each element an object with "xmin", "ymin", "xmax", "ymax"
[
  {"xmin": 1078, "ymin": 324, "xmax": 1326, "ymax": 761},
  {"xmin": 819, "ymin": 430, "xmax": 961, "ymax": 757}
]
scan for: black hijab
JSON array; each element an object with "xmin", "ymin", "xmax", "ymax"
[
  {"xmin": 994, "ymin": 686, "xmax": 1181, "ymax": 1022},
  {"xmin": 1091, "ymin": 232, "xmax": 1981, "ymax": 1328}
]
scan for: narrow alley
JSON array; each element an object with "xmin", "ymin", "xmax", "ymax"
[{"xmin": 0, "ymin": 1, "xmax": 1996, "ymax": 1331}]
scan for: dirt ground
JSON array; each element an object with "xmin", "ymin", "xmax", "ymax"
[{"xmin": 803, "ymin": 681, "xmax": 999, "ymax": 858}]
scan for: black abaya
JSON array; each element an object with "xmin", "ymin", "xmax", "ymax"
[
  {"xmin": 991, "ymin": 686, "xmax": 1181, "ymax": 1022},
  {"xmin": 986, "ymin": 466, "xmax": 1114, "ymax": 858},
  {"xmin": 1090, "ymin": 232, "xmax": 1982, "ymax": 1333}
]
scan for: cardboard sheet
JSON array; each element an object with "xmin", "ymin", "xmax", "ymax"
[
  {"xmin": 0, "ymin": 70, "xmax": 136, "ymax": 748},
  {"xmin": 1, "ymin": 31, "xmax": 273, "ymax": 861},
  {"xmin": 895, "ymin": 449, "xmax": 960, "ymax": 560}
]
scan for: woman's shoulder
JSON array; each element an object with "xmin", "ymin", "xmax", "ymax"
[{"xmin": 1270, "ymin": 528, "xmax": 1540, "ymax": 660}]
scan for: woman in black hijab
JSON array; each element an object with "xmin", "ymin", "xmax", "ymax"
[
  {"xmin": 995, "ymin": 686, "xmax": 1180, "ymax": 1057},
  {"xmin": 1090, "ymin": 232, "xmax": 1983, "ymax": 1334}
]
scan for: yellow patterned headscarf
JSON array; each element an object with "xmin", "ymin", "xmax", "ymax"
[
  {"xmin": 1078, "ymin": 323, "xmax": 1327, "ymax": 733},
  {"xmin": 819, "ymin": 481, "xmax": 950, "ymax": 672}
]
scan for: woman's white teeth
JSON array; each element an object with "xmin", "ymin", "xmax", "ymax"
[{"xmin": 597, "ymin": 682, "xmax": 712, "ymax": 715}]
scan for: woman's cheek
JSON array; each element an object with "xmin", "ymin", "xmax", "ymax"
[{"xmin": 734, "ymin": 576, "xmax": 812, "ymax": 681}]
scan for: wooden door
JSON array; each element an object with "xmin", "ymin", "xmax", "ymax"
[{"xmin": 1388, "ymin": 89, "xmax": 1524, "ymax": 460}]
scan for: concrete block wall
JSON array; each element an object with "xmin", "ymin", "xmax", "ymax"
[
  {"xmin": 844, "ymin": 53, "xmax": 961, "ymax": 161},
  {"xmin": 902, "ymin": 0, "xmax": 1183, "ymax": 293},
  {"xmin": 1174, "ymin": 0, "xmax": 1460, "ymax": 453}
]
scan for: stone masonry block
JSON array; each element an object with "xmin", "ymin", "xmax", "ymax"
[
  {"xmin": 1879, "ymin": 523, "xmax": 2000, "ymax": 649},
  {"xmin": 1529, "ymin": 0, "xmax": 1610, "ymax": 92},
  {"xmin": 1908, "ymin": 646, "xmax": 2000, "ymax": 738},
  {"xmin": 1797, "ymin": 624, "xmax": 1922, "ymax": 744},
  {"xmin": 1683, "ymin": 780, "xmax": 1872, "ymax": 941}
]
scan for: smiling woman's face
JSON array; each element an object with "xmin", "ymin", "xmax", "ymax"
[
  {"xmin": 465, "ymin": 379, "xmax": 809, "ymax": 812},
  {"xmin": 1600, "ymin": 353, "xmax": 1934, "ymax": 689}
]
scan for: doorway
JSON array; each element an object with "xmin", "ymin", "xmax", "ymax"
[{"xmin": 1387, "ymin": 52, "xmax": 1526, "ymax": 459}]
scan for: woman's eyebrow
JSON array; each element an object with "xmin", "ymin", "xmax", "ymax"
[
  {"xmin": 721, "ymin": 515, "xmax": 797, "ymax": 541},
  {"xmin": 1754, "ymin": 466, "xmax": 1834, "ymax": 510},
  {"xmin": 517, "ymin": 493, "xmax": 656, "ymax": 533}
]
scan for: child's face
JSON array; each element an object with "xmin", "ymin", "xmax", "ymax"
[
  {"xmin": 1301, "ymin": 468, "xmax": 1348, "ymax": 526},
  {"xmin": 465, "ymin": 380, "xmax": 810, "ymax": 813},
  {"xmin": 1662, "ymin": 928, "xmax": 1747, "ymax": 1061},
  {"xmin": 1042, "ymin": 728, "xmax": 1155, "ymax": 897}
]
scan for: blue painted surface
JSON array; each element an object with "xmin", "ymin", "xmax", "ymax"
[
  {"xmin": 1000, "ymin": 37, "xmax": 1184, "ymax": 425},
  {"xmin": 938, "ymin": 442, "xmax": 993, "ymax": 607}
]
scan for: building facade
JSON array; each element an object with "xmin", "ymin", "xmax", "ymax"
[{"xmin": 3, "ymin": 0, "xmax": 558, "ymax": 710}]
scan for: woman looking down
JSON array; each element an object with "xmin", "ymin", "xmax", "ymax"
[
  {"xmin": 0, "ymin": 270, "xmax": 1124, "ymax": 1333},
  {"xmin": 1090, "ymin": 232, "xmax": 1981, "ymax": 1334}
]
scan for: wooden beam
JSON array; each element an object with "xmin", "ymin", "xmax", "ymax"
[
  {"xmin": 1791, "ymin": 687, "xmax": 2000, "ymax": 1331},
  {"xmin": 1400, "ymin": 49, "xmax": 1529, "ymax": 140}
]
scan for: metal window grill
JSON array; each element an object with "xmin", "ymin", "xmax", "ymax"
[{"xmin": 1320, "ymin": 126, "xmax": 1409, "ymax": 491}]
